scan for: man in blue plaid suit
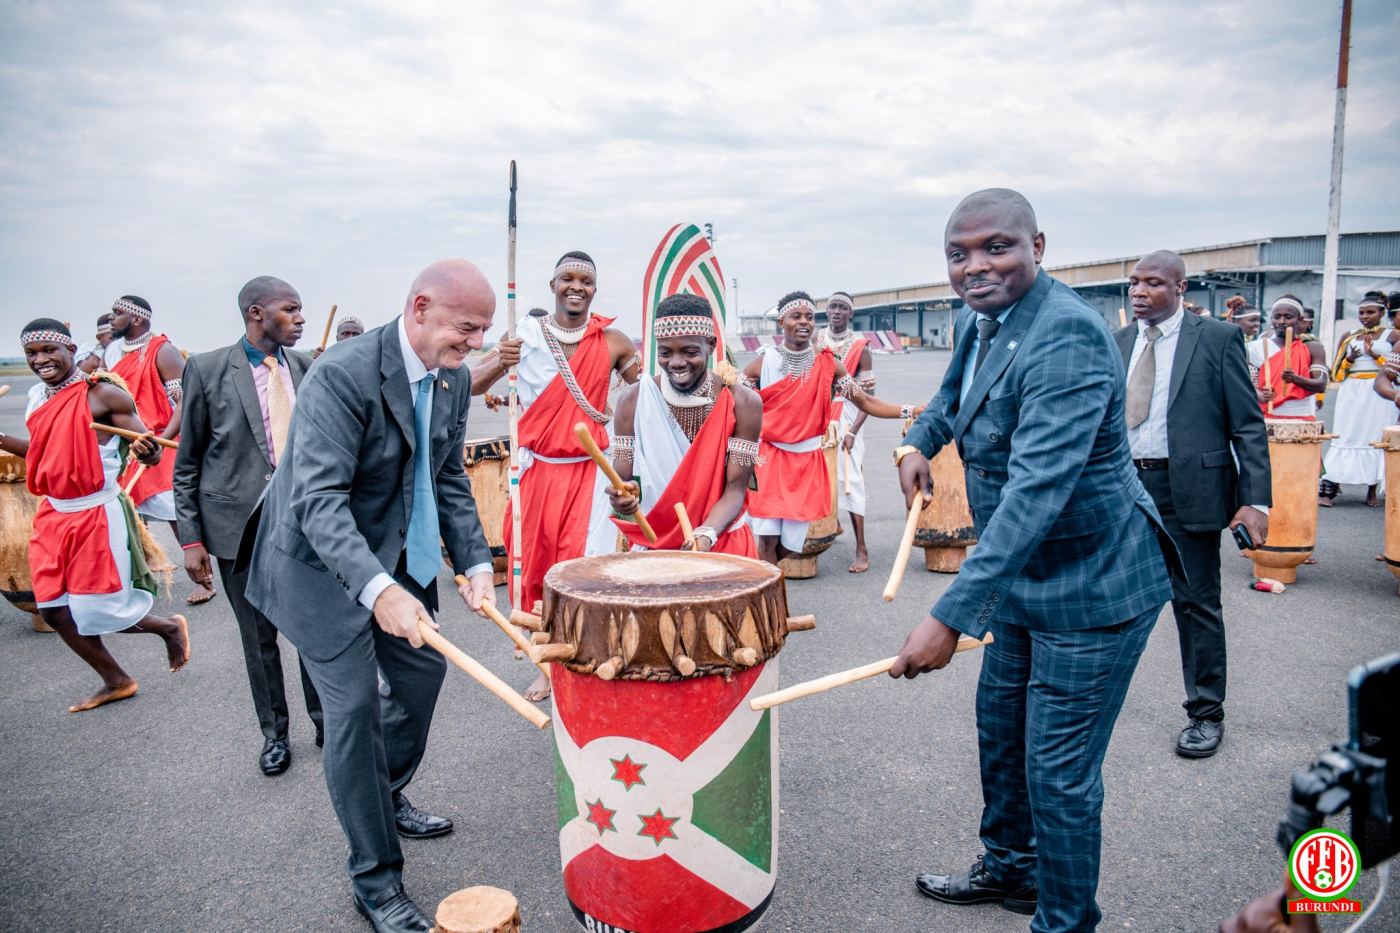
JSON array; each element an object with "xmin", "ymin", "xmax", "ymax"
[{"xmin": 890, "ymin": 189, "xmax": 1176, "ymax": 932}]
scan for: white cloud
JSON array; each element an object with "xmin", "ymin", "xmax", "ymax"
[{"xmin": 1, "ymin": 0, "xmax": 1396, "ymax": 352}]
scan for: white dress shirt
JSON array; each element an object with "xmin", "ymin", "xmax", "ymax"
[
  {"xmin": 357, "ymin": 316, "xmax": 492, "ymax": 610},
  {"xmin": 959, "ymin": 303, "xmax": 1016, "ymax": 404},
  {"xmin": 1126, "ymin": 306, "xmax": 1184, "ymax": 460}
]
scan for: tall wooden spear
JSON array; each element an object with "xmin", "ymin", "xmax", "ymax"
[{"xmin": 507, "ymin": 161, "xmax": 523, "ymax": 611}]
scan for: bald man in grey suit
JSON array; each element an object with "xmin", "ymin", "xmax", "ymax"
[{"xmin": 242, "ymin": 260, "xmax": 499, "ymax": 933}]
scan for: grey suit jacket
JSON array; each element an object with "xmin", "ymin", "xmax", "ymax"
[
  {"xmin": 241, "ymin": 322, "xmax": 492, "ymax": 661},
  {"xmin": 174, "ymin": 341, "xmax": 312, "ymax": 560},
  {"xmin": 1115, "ymin": 313, "xmax": 1272, "ymax": 532}
]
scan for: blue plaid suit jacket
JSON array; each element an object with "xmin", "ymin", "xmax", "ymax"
[{"xmin": 906, "ymin": 270, "xmax": 1176, "ymax": 637}]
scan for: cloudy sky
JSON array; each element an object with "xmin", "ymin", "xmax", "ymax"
[{"xmin": 2, "ymin": 0, "xmax": 1397, "ymax": 352}]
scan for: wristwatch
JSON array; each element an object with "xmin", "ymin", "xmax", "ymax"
[{"xmin": 892, "ymin": 444, "xmax": 922, "ymax": 467}]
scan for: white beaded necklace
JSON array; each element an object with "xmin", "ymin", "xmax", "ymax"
[
  {"xmin": 545, "ymin": 316, "xmax": 588, "ymax": 345},
  {"xmin": 776, "ymin": 343, "xmax": 815, "ymax": 378}
]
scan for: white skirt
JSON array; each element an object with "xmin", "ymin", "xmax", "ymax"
[{"xmin": 1322, "ymin": 377, "xmax": 1397, "ymax": 487}]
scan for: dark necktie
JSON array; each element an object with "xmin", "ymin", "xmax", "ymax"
[{"xmin": 974, "ymin": 316, "xmax": 1001, "ymax": 372}]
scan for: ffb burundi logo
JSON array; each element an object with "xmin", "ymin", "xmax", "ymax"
[{"xmin": 1288, "ymin": 828, "xmax": 1361, "ymax": 904}]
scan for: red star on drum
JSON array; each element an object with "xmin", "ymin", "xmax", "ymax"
[
  {"xmin": 585, "ymin": 799, "xmax": 616, "ymax": 835},
  {"xmin": 610, "ymin": 754, "xmax": 647, "ymax": 791},
  {"xmin": 637, "ymin": 808, "xmax": 680, "ymax": 846}
]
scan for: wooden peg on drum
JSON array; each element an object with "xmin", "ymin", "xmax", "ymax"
[
  {"xmin": 749, "ymin": 633, "xmax": 993, "ymax": 711},
  {"xmin": 0, "ymin": 384, "xmax": 10, "ymax": 398},
  {"xmin": 573, "ymin": 421, "xmax": 657, "ymax": 543},
  {"xmin": 433, "ymin": 885, "xmax": 521, "ymax": 933},
  {"xmin": 89, "ymin": 422, "xmax": 179, "ymax": 449},
  {"xmin": 416, "ymin": 621, "xmax": 550, "ymax": 729}
]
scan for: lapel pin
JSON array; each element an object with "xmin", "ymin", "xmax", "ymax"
[
  {"xmin": 440, "ymin": 379, "xmax": 449, "ymax": 391},
  {"xmin": 1006, "ymin": 340, "xmax": 1018, "ymax": 350}
]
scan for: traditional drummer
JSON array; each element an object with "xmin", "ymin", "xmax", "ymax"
[
  {"xmin": 741, "ymin": 291, "xmax": 915, "ymax": 566},
  {"xmin": 0, "ymin": 320, "xmax": 190, "ymax": 713},
  {"xmin": 816, "ymin": 291, "xmax": 876, "ymax": 572},
  {"xmin": 1248, "ymin": 295, "xmax": 1328, "ymax": 419},
  {"xmin": 607, "ymin": 293, "xmax": 762, "ymax": 556},
  {"xmin": 470, "ymin": 251, "xmax": 640, "ymax": 702}
]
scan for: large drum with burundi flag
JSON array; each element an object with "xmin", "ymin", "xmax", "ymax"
[{"xmin": 542, "ymin": 551, "xmax": 801, "ymax": 932}]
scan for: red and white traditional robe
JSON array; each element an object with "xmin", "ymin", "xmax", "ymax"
[
  {"xmin": 503, "ymin": 314, "xmax": 618, "ymax": 613},
  {"xmin": 25, "ymin": 380, "xmax": 154, "ymax": 635},
  {"xmin": 1247, "ymin": 335, "xmax": 1316, "ymax": 420},
  {"xmin": 108, "ymin": 334, "xmax": 178, "ymax": 518},
  {"xmin": 824, "ymin": 334, "xmax": 869, "ymax": 516},
  {"xmin": 748, "ymin": 346, "xmax": 836, "ymax": 551},
  {"xmin": 612, "ymin": 377, "xmax": 757, "ymax": 557}
]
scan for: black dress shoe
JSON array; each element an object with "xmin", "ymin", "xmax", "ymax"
[
  {"xmin": 259, "ymin": 738, "xmax": 291, "ymax": 776},
  {"xmin": 315, "ymin": 726, "xmax": 324, "ymax": 749},
  {"xmin": 917, "ymin": 855, "xmax": 1037, "ymax": 915},
  {"xmin": 352, "ymin": 882, "xmax": 431, "ymax": 933},
  {"xmin": 393, "ymin": 794, "xmax": 453, "ymax": 839},
  {"xmin": 1176, "ymin": 718, "xmax": 1223, "ymax": 758}
]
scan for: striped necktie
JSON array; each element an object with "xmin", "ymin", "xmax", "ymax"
[{"xmin": 261, "ymin": 355, "xmax": 292, "ymax": 465}]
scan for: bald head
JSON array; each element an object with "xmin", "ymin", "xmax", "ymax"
[
  {"xmin": 403, "ymin": 258, "xmax": 496, "ymax": 371},
  {"xmin": 239, "ymin": 276, "xmax": 298, "ymax": 320},
  {"xmin": 1128, "ymin": 250, "xmax": 1187, "ymax": 326},
  {"xmin": 1134, "ymin": 250, "xmax": 1186, "ymax": 283},
  {"xmin": 946, "ymin": 188, "xmax": 1039, "ymax": 241}
]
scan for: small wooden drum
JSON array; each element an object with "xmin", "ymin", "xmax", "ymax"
[
  {"xmin": 1381, "ymin": 426, "xmax": 1400, "ymax": 596},
  {"xmin": 1244, "ymin": 420, "xmax": 1325, "ymax": 584},
  {"xmin": 543, "ymin": 551, "xmax": 796, "ymax": 932},
  {"xmin": 464, "ymin": 437, "xmax": 510, "ymax": 586},
  {"xmin": 778, "ymin": 423, "xmax": 841, "ymax": 579},
  {"xmin": 432, "ymin": 886, "xmax": 520, "ymax": 933},
  {"xmin": 0, "ymin": 453, "xmax": 48, "ymax": 632},
  {"xmin": 915, "ymin": 444, "xmax": 977, "ymax": 572}
]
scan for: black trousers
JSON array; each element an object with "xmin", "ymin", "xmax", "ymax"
[
  {"xmin": 217, "ymin": 558, "xmax": 323, "ymax": 741},
  {"xmin": 297, "ymin": 571, "xmax": 446, "ymax": 900},
  {"xmin": 1137, "ymin": 468, "xmax": 1227, "ymax": 722}
]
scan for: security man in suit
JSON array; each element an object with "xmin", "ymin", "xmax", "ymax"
[
  {"xmin": 891, "ymin": 189, "xmax": 1176, "ymax": 932},
  {"xmin": 1117, "ymin": 251, "xmax": 1270, "ymax": 759},
  {"xmin": 175, "ymin": 276, "xmax": 323, "ymax": 776},
  {"xmin": 243, "ymin": 259, "xmax": 498, "ymax": 933}
]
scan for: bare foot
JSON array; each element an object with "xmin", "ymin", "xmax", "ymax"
[
  {"xmin": 848, "ymin": 551, "xmax": 870, "ymax": 573},
  {"xmin": 523, "ymin": 671, "xmax": 551, "ymax": 703},
  {"xmin": 185, "ymin": 584, "xmax": 217, "ymax": 605},
  {"xmin": 69, "ymin": 679, "xmax": 138, "ymax": 713},
  {"xmin": 1365, "ymin": 490, "xmax": 1380, "ymax": 508},
  {"xmin": 1304, "ymin": 557, "xmax": 1318, "ymax": 565},
  {"xmin": 165, "ymin": 615, "xmax": 191, "ymax": 672},
  {"xmin": 1318, "ymin": 496, "xmax": 1334, "ymax": 508}
]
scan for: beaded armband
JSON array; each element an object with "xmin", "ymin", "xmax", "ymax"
[
  {"xmin": 612, "ymin": 434, "xmax": 636, "ymax": 467},
  {"xmin": 164, "ymin": 378, "xmax": 183, "ymax": 405},
  {"xmin": 857, "ymin": 372, "xmax": 877, "ymax": 391},
  {"xmin": 834, "ymin": 374, "xmax": 858, "ymax": 399},
  {"xmin": 726, "ymin": 437, "xmax": 763, "ymax": 467}
]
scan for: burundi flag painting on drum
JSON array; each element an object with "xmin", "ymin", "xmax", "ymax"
[
  {"xmin": 641, "ymin": 223, "xmax": 729, "ymax": 376},
  {"xmin": 553, "ymin": 662, "xmax": 778, "ymax": 933}
]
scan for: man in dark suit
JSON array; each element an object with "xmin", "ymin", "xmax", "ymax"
[
  {"xmin": 175, "ymin": 276, "xmax": 323, "ymax": 776},
  {"xmin": 890, "ymin": 189, "xmax": 1176, "ymax": 932},
  {"xmin": 1117, "ymin": 250, "xmax": 1270, "ymax": 759},
  {"xmin": 243, "ymin": 259, "xmax": 497, "ymax": 933}
]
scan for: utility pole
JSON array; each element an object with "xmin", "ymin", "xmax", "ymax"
[
  {"xmin": 732, "ymin": 278, "xmax": 739, "ymax": 321},
  {"xmin": 1318, "ymin": 0, "xmax": 1352, "ymax": 357}
]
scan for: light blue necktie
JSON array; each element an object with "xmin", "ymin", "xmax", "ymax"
[{"xmin": 406, "ymin": 375, "xmax": 440, "ymax": 587}]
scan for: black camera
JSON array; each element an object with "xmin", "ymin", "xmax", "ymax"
[{"xmin": 1278, "ymin": 652, "xmax": 1399, "ymax": 870}]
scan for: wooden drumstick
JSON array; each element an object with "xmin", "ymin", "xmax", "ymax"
[
  {"xmin": 786, "ymin": 614, "xmax": 816, "ymax": 632},
  {"xmin": 1284, "ymin": 325, "xmax": 1294, "ymax": 370},
  {"xmin": 318, "ymin": 304, "xmax": 338, "ymax": 352},
  {"xmin": 881, "ymin": 496, "xmax": 926, "ymax": 602},
  {"xmin": 1263, "ymin": 350, "xmax": 1274, "ymax": 414},
  {"xmin": 0, "ymin": 384, "xmax": 10, "ymax": 398},
  {"xmin": 749, "ymin": 634, "xmax": 992, "ymax": 711},
  {"xmin": 417, "ymin": 622, "xmax": 550, "ymax": 729},
  {"xmin": 674, "ymin": 502, "xmax": 696, "ymax": 548},
  {"xmin": 841, "ymin": 448, "xmax": 852, "ymax": 497},
  {"xmin": 122, "ymin": 464, "xmax": 146, "ymax": 496},
  {"xmin": 509, "ymin": 609, "xmax": 542, "ymax": 631},
  {"xmin": 89, "ymin": 423, "xmax": 179, "ymax": 449},
  {"xmin": 454, "ymin": 575, "xmax": 550, "ymax": 677},
  {"xmin": 573, "ymin": 422, "xmax": 657, "ymax": 543}
]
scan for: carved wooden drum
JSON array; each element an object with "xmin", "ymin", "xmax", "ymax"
[
  {"xmin": 1381, "ymin": 426, "xmax": 1400, "ymax": 596},
  {"xmin": 1243, "ymin": 420, "xmax": 1324, "ymax": 583},
  {"xmin": 778, "ymin": 424, "xmax": 841, "ymax": 580},
  {"xmin": 915, "ymin": 444, "xmax": 977, "ymax": 572},
  {"xmin": 0, "ymin": 452, "xmax": 47, "ymax": 630},
  {"xmin": 463, "ymin": 437, "xmax": 510, "ymax": 585},
  {"xmin": 542, "ymin": 551, "xmax": 799, "ymax": 932}
]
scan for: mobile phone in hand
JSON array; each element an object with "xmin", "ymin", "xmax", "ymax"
[{"xmin": 1231, "ymin": 523, "xmax": 1255, "ymax": 551}]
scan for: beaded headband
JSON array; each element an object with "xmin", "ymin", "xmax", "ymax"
[
  {"xmin": 553, "ymin": 259, "xmax": 597, "ymax": 280},
  {"xmin": 21, "ymin": 328, "xmax": 77, "ymax": 349},
  {"xmin": 1359, "ymin": 297, "xmax": 1387, "ymax": 310},
  {"xmin": 654, "ymin": 314, "xmax": 716, "ymax": 340},
  {"xmin": 1271, "ymin": 297, "xmax": 1304, "ymax": 315},
  {"xmin": 779, "ymin": 297, "xmax": 816, "ymax": 318},
  {"xmin": 1232, "ymin": 310, "xmax": 1261, "ymax": 320},
  {"xmin": 96, "ymin": 323, "xmax": 113, "ymax": 335},
  {"xmin": 826, "ymin": 292, "xmax": 854, "ymax": 311},
  {"xmin": 337, "ymin": 316, "xmax": 365, "ymax": 331},
  {"xmin": 112, "ymin": 297, "xmax": 152, "ymax": 320}
]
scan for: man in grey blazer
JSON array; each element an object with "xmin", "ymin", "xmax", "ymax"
[
  {"xmin": 242, "ymin": 259, "xmax": 497, "ymax": 933},
  {"xmin": 175, "ymin": 276, "xmax": 323, "ymax": 776},
  {"xmin": 1117, "ymin": 251, "xmax": 1271, "ymax": 759}
]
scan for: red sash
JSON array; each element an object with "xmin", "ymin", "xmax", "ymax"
[
  {"xmin": 750, "ymin": 349, "xmax": 836, "ymax": 522},
  {"xmin": 505, "ymin": 316, "xmax": 617, "ymax": 611},
  {"xmin": 613, "ymin": 388, "xmax": 756, "ymax": 557},
  {"xmin": 1255, "ymin": 338, "xmax": 1314, "ymax": 413},
  {"xmin": 25, "ymin": 380, "xmax": 105, "ymax": 500},
  {"xmin": 828, "ymin": 337, "xmax": 869, "ymax": 423},
  {"xmin": 111, "ymin": 334, "xmax": 176, "ymax": 504}
]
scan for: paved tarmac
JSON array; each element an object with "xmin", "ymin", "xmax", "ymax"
[{"xmin": 1, "ymin": 350, "xmax": 1397, "ymax": 932}]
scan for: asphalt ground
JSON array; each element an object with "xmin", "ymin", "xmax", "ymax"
[{"xmin": 1, "ymin": 351, "xmax": 1397, "ymax": 932}]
